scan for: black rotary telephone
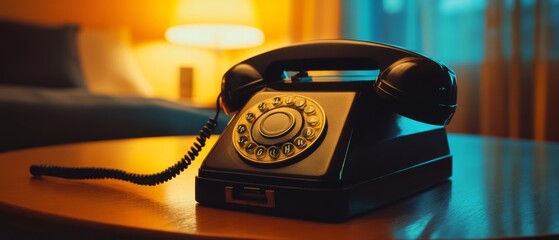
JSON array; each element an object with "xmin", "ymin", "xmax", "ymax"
[{"xmin": 31, "ymin": 40, "xmax": 457, "ymax": 222}]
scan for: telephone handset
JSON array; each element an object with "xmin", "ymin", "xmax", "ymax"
[
  {"xmin": 220, "ymin": 39, "xmax": 456, "ymax": 124},
  {"xmin": 29, "ymin": 40, "xmax": 457, "ymax": 222}
]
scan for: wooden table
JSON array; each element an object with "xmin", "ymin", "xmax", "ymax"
[{"xmin": 0, "ymin": 134, "xmax": 558, "ymax": 239}]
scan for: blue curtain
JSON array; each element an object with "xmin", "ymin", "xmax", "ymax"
[
  {"xmin": 342, "ymin": 0, "xmax": 485, "ymax": 64},
  {"xmin": 341, "ymin": 0, "xmax": 559, "ymax": 141}
]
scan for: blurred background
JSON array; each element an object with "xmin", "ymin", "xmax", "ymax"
[{"xmin": 0, "ymin": 0, "xmax": 557, "ymax": 141}]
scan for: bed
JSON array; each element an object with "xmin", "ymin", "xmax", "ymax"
[{"xmin": 0, "ymin": 20, "xmax": 228, "ymax": 152}]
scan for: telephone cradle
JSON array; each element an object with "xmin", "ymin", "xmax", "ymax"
[{"xmin": 195, "ymin": 81, "xmax": 453, "ymax": 222}]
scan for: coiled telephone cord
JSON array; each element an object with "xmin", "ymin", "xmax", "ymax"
[{"xmin": 29, "ymin": 95, "xmax": 222, "ymax": 186}]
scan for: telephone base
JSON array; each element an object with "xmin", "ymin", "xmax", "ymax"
[{"xmin": 195, "ymin": 154, "xmax": 451, "ymax": 222}]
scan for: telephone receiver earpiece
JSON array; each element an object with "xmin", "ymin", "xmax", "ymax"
[
  {"xmin": 375, "ymin": 57, "xmax": 457, "ymax": 125},
  {"xmin": 221, "ymin": 63, "xmax": 263, "ymax": 115},
  {"xmin": 220, "ymin": 40, "xmax": 456, "ymax": 125}
]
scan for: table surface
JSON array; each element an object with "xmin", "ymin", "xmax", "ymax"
[{"xmin": 0, "ymin": 134, "xmax": 558, "ymax": 239}]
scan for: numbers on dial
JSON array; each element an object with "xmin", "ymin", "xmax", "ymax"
[{"xmin": 232, "ymin": 95, "xmax": 326, "ymax": 165}]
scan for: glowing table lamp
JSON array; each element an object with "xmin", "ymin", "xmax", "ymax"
[
  {"xmin": 166, "ymin": 0, "xmax": 264, "ymax": 50},
  {"xmin": 165, "ymin": 0, "xmax": 264, "ymax": 105}
]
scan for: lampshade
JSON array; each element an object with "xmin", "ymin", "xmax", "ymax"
[{"xmin": 166, "ymin": 0, "xmax": 264, "ymax": 50}]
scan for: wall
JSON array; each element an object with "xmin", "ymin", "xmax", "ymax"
[{"xmin": 0, "ymin": 0, "xmax": 174, "ymax": 43}]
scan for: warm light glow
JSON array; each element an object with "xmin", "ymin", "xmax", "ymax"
[
  {"xmin": 164, "ymin": 0, "xmax": 264, "ymax": 106},
  {"xmin": 133, "ymin": 41, "xmax": 218, "ymax": 104},
  {"xmin": 165, "ymin": 24, "xmax": 264, "ymax": 49},
  {"xmin": 166, "ymin": 0, "xmax": 264, "ymax": 49},
  {"xmin": 172, "ymin": 0, "xmax": 259, "ymax": 26}
]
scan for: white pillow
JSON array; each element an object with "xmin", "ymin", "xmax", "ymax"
[{"xmin": 78, "ymin": 28, "xmax": 153, "ymax": 96}]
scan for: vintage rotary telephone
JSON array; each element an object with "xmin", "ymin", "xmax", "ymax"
[{"xmin": 30, "ymin": 40, "xmax": 457, "ymax": 221}]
